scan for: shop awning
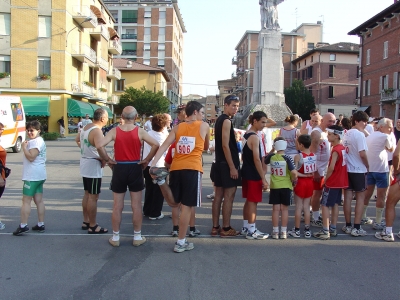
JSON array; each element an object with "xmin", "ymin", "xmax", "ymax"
[
  {"xmin": 102, "ymin": 106, "xmax": 113, "ymax": 117},
  {"xmin": 21, "ymin": 97, "xmax": 50, "ymax": 116},
  {"xmin": 87, "ymin": 103, "xmax": 113, "ymax": 118},
  {"xmin": 357, "ymin": 106, "xmax": 370, "ymax": 112},
  {"xmin": 67, "ymin": 99, "xmax": 94, "ymax": 117}
]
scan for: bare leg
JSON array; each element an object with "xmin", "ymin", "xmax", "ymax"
[
  {"xmin": 130, "ymin": 190, "xmax": 143, "ymax": 232},
  {"xmin": 354, "ymin": 191, "xmax": 366, "ymax": 224},
  {"xmin": 343, "ymin": 190, "xmax": 353, "ymax": 224},
  {"xmin": 82, "ymin": 191, "xmax": 89, "ymax": 223},
  {"xmin": 376, "ymin": 187, "xmax": 387, "ymax": 209},
  {"xmin": 303, "ymin": 197, "xmax": 311, "ymax": 226},
  {"xmin": 294, "ymin": 195, "xmax": 303, "ymax": 228},
  {"xmin": 242, "ymin": 201, "xmax": 248, "ymax": 221},
  {"xmin": 331, "ymin": 204, "xmax": 339, "ymax": 227},
  {"xmin": 172, "ymin": 205, "xmax": 179, "ymax": 227},
  {"xmin": 281, "ymin": 205, "xmax": 289, "ymax": 228},
  {"xmin": 272, "ymin": 204, "xmax": 280, "ymax": 227},
  {"xmin": 385, "ymin": 183, "xmax": 400, "ymax": 227},
  {"xmin": 212, "ymin": 186, "xmax": 224, "ymax": 227},
  {"xmin": 364, "ymin": 184, "xmax": 375, "ymax": 207},
  {"xmin": 159, "ymin": 183, "xmax": 178, "ymax": 208},
  {"xmin": 87, "ymin": 193, "xmax": 99, "ymax": 227},
  {"xmin": 189, "ymin": 207, "xmax": 195, "ymax": 227},
  {"xmin": 112, "ymin": 192, "xmax": 125, "ymax": 232},
  {"xmin": 245, "ymin": 201, "xmax": 258, "ymax": 224},
  {"xmin": 178, "ymin": 204, "xmax": 192, "ymax": 240},
  {"xmin": 321, "ymin": 205, "xmax": 330, "ymax": 229},
  {"xmin": 32, "ymin": 193, "xmax": 45, "ymax": 223},
  {"xmin": 311, "ymin": 189, "xmax": 322, "ymax": 214},
  {"xmin": 221, "ymin": 187, "xmax": 237, "ymax": 228},
  {"xmin": 20, "ymin": 195, "xmax": 32, "ymax": 224}
]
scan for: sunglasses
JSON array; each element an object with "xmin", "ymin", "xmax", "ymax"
[{"xmin": 226, "ymin": 96, "xmax": 239, "ymax": 101}]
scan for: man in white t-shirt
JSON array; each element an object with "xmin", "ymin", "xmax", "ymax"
[
  {"xmin": 365, "ymin": 117, "xmax": 374, "ymax": 136},
  {"xmin": 363, "ymin": 118, "xmax": 394, "ymax": 229},
  {"xmin": 300, "ymin": 108, "xmax": 319, "ymax": 135},
  {"xmin": 144, "ymin": 116, "xmax": 153, "ymax": 132},
  {"xmin": 342, "ymin": 111, "xmax": 370, "ymax": 237}
]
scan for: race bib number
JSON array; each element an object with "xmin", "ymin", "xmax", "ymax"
[
  {"xmin": 303, "ymin": 156, "xmax": 317, "ymax": 174},
  {"xmin": 341, "ymin": 150, "xmax": 347, "ymax": 166},
  {"xmin": 271, "ymin": 161, "xmax": 287, "ymax": 177},
  {"xmin": 176, "ymin": 136, "xmax": 195, "ymax": 154}
]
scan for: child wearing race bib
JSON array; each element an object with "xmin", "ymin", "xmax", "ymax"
[
  {"xmin": 264, "ymin": 137, "xmax": 298, "ymax": 239},
  {"xmin": 314, "ymin": 125, "xmax": 348, "ymax": 240},
  {"xmin": 289, "ymin": 134, "xmax": 315, "ymax": 238}
]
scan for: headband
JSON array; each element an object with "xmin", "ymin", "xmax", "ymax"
[{"xmin": 327, "ymin": 128, "xmax": 343, "ymax": 139}]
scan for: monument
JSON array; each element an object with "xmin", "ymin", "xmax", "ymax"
[{"xmin": 236, "ymin": 0, "xmax": 292, "ymax": 127}]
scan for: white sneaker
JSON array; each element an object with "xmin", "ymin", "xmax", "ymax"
[
  {"xmin": 246, "ymin": 229, "xmax": 269, "ymax": 240},
  {"xmin": 351, "ymin": 227, "xmax": 367, "ymax": 237},
  {"xmin": 375, "ymin": 231, "xmax": 394, "ymax": 242},
  {"xmin": 149, "ymin": 213, "xmax": 165, "ymax": 220},
  {"xmin": 271, "ymin": 231, "xmax": 279, "ymax": 239},
  {"xmin": 372, "ymin": 222, "xmax": 385, "ymax": 230},
  {"xmin": 206, "ymin": 192, "xmax": 215, "ymax": 199},
  {"xmin": 341, "ymin": 225, "xmax": 352, "ymax": 234},
  {"xmin": 280, "ymin": 231, "xmax": 287, "ymax": 239},
  {"xmin": 240, "ymin": 227, "xmax": 248, "ymax": 236},
  {"xmin": 0, "ymin": 221, "xmax": 5, "ymax": 230},
  {"xmin": 361, "ymin": 217, "xmax": 373, "ymax": 225},
  {"xmin": 174, "ymin": 240, "xmax": 194, "ymax": 253}
]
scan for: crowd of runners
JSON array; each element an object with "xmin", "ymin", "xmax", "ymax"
[{"xmin": 1, "ymin": 94, "xmax": 400, "ymax": 252}]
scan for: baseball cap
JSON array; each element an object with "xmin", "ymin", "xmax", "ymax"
[
  {"xmin": 368, "ymin": 117, "xmax": 374, "ymax": 122},
  {"xmin": 274, "ymin": 140, "xmax": 287, "ymax": 151},
  {"xmin": 174, "ymin": 104, "xmax": 186, "ymax": 113}
]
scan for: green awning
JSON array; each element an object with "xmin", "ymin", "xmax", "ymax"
[
  {"xmin": 101, "ymin": 106, "xmax": 113, "ymax": 117},
  {"xmin": 21, "ymin": 97, "xmax": 50, "ymax": 116},
  {"xmin": 87, "ymin": 103, "xmax": 113, "ymax": 118},
  {"xmin": 87, "ymin": 102, "xmax": 101, "ymax": 112},
  {"xmin": 67, "ymin": 99, "xmax": 94, "ymax": 117}
]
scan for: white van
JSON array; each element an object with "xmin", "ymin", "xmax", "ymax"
[{"xmin": 0, "ymin": 95, "xmax": 26, "ymax": 152}]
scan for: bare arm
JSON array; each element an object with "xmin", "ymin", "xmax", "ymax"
[
  {"xmin": 138, "ymin": 128, "xmax": 159, "ymax": 168},
  {"xmin": 359, "ymin": 150, "xmax": 369, "ymax": 172},
  {"xmin": 265, "ymin": 117, "xmax": 276, "ymax": 128},
  {"xmin": 93, "ymin": 129, "xmax": 112, "ymax": 167},
  {"xmin": 309, "ymin": 130, "xmax": 322, "ymax": 180},
  {"xmin": 392, "ymin": 140, "xmax": 400, "ymax": 174},
  {"xmin": 97, "ymin": 127, "xmax": 116, "ymax": 148},
  {"xmin": 249, "ymin": 135, "xmax": 268, "ymax": 188},
  {"xmin": 221, "ymin": 119, "xmax": 238, "ymax": 178},
  {"xmin": 75, "ymin": 133, "xmax": 81, "ymax": 148},
  {"xmin": 325, "ymin": 151, "xmax": 338, "ymax": 182},
  {"xmin": 22, "ymin": 143, "xmax": 39, "ymax": 162},
  {"xmin": 202, "ymin": 122, "xmax": 210, "ymax": 150},
  {"xmin": 300, "ymin": 121, "xmax": 308, "ymax": 135}
]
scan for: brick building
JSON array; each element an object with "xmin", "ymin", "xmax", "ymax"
[
  {"xmin": 217, "ymin": 78, "xmax": 236, "ymax": 108},
  {"xmin": 292, "ymin": 42, "xmax": 360, "ymax": 116},
  {"xmin": 348, "ymin": 0, "xmax": 400, "ymax": 120}
]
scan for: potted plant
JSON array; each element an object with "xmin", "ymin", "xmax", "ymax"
[
  {"xmin": 38, "ymin": 74, "xmax": 51, "ymax": 80},
  {"xmin": 83, "ymin": 81, "xmax": 94, "ymax": 87},
  {"xmin": 383, "ymin": 88, "xmax": 394, "ymax": 95},
  {"xmin": 0, "ymin": 72, "xmax": 10, "ymax": 78},
  {"xmin": 99, "ymin": 87, "xmax": 107, "ymax": 92}
]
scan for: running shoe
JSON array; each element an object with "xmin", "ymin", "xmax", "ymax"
[
  {"xmin": 313, "ymin": 230, "xmax": 330, "ymax": 240},
  {"xmin": 174, "ymin": 240, "xmax": 194, "ymax": 253},
  {"xmin": 288, "ymin": 228, "xmax": 300, "ymax": 238},
  {"xmin": 372, "ymin": 222, "xmax": 385, "ymax": 231},
  {"xmin": 341, "ymin": 225, "xmax": 352, "ymax": 234},
  {"xmin": 220, "ymin": 227, "xmax": 240, "ymax": 238},
  {"xmin": 149, "ymin": 167, "xmax": 169, "ymax": 185},
  {"xmin": 304, "ymin": 230, "xmax": 312, "ymax": 238},
  {"xmin": 271, "ymin": 231, "xmax": 279, "ymax": 239},
  {"xmin": 149, "ymin": 213, "xmax": 165, "ymax": 220},
  {"xmin": 374, "ymin": 231, "xmax": 394, "ymax": 242},
  {"xmin": 32, "ymin": 224, "xmax": 45, "ymax": 233},
  {"xmin": 280, "ymin": 232, "xmax": 287, "ymax": 239},
  {"xmin": 13, "ymin": 225, "xmax": 29, "ymax": 236},
  {"xmin": 188, "ymin": 229, "xmax": 201, "ymax": 237},
  {"xmin": 361, "ymin": 217, "xmax": 373, "ymax": 225},
  {"xmin": 246, "ymin": 229, "xmax": 269, "ymax": 240},
  {"xmin": 0, "ymin": 221, "xmax": 5, "ymax": 230},
  {"xmin": 132, "ymin": 237, "xmax": 147, "ymax": 247},
  {"xmin": 397, "ymin": 232, "xmax": 400, "ymax": 239},
  {"xmin": 311, "ymin": 217, "xmax": 323, "ymax": 227},
  {"xmin": 206, "ymin": 192, "xmax": 215, "ymax": 199},
  {"xmin": 351, "ymin": 227, "xmax": 367, "ymax": 237},
  {"xmin": 171, "ymin": 230, "xmax": 178, "ymax": 237},
  {"xmin": 329, "ymin": 228, "xmax": 337, "ymax": 237},
  {"xmin": 240, "ymin": 227, "xmax": 248, "ymax": 236}
]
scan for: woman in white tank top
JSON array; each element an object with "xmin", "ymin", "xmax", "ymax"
[{"xmin": 279, "ymin": 115, "xmax": 300, "ymax": 158}]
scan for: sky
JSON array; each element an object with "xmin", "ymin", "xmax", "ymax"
[{"xmin": 177, "ymin": 0, "xmax": 395, "ymax": 97}]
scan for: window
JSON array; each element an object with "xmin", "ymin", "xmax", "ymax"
[
  {"xmin": 304, "ymin": 60, "xmax": 306, "ymax": 66},
  {"xmin": 383, "ymin": 41, "xmax": 388, "ymax": 59},
  {"xmin": 122, "ymin": 42, "xmax": 137, "ymax": 55},
  {"xmin": 115, "ymin": 79, "xmax": 125, "ymax": 91},
  {"xmin": 330, "ymin": 54, "xmax": 336, "ymax": 61},
  {"xmin": 328, "ymin": 109, "xmax": 334, "ymax": 114},
  {"xmin": 329, "ymin": 65, "xmax": 335, "ymax": 78},
  {"xmin": 380, "ymin": 75, "xmax": 389, "ymax": 91},
  {"xmin": 365, "ymin": 79, "xmax": 371, "ymax": 96},
  {"xmin": 308, "ymin": 86, "xmax": 312, "ymax": 95},
  {"xmin": 143, "ymin": 59, "xmax": 150, "ymax": 65},
  {"xmin": 159, "ymin": 27, "xmax": 165, "ymax": 35},
  {"xmin": 144, "ymin": 11, "xmax": 151, "ymax": 18},
  {"xmin": 0, "ymin": 55, "xmax": 10, "ymax": 73},
  {"xmin": 38, "ymin": 16, "xmax": 51, "ymax": 38},
  {"xmin": 366, "ymin": 49, "xmax": 370, "ymax": 65},
  {"xmin": 311, "ymin": 56, "xmax": 313, "ymax": 63},
  {"xmin": 38, "ymin": 57, "xmax": 50, "ymax": 75},
  {"xmin": 122, "ymin": 10, "xmax": 138, "ymax": 23},
  {"xmin": 394, "ymin": 72, "xmax": 400, "ymax": 89},
  {"xmin": 328, "ymin": 86, "xmax": 334, "ymax": 98},
  {"xmin": 158, "ymin": 43, "xmax": 165, "ymax": 50},
  {"xmin": 144, "ymin": 43, "xmax": 150, "ymax": 50},
  {"xmin": 159, "ymin": 11, "xmax": 166, "ymax": 19},
  {"xmin": 207, "ymin": 107, "xmax": 211, "ymax": 111},
  {"xmin": 356, "ymin": 87, "xmax": 359, "ymax": 98},
  {"xmin": 308, "ymin": 43, "xmax": 315, "ymax": 50},
  {"xmin": 357, "ymin": 55, "xmax": 360, "ymax": 62},
  {"xmin": 0, "ymin": 13, "xmax": 11, "ymax": 35},
  {"xmin": 158, "ymin": 59, "xmax": 164, "ymax": 67},
  {"xmin": 356, "ymin": 66, "xmax": 359, "ymax": 78},
  {"xmin": 144, "ymin": 28, "xmax": 151, "ymax": 35},
  {"xmin": 308, "ymin": 66, "xmax": 313, "ymax": 79}
]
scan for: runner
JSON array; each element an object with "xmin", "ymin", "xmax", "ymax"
[{"xmin": 300, "ymin": 108, "xmax": 319, "ymax": 135}]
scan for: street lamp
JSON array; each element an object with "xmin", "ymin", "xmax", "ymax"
[{"xmin": 65, "ymin": 17, "xmax": 93, "ymax": 48}]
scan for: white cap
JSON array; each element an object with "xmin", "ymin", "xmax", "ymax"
[
  {"xmin": 149, "ymin": 115, "xmax": 153, "ymax": 118},
  {"xmin": 274, "ymin": 140, "xmax": 287, "ymax": 151},
  {"xmin": 368, "ymin": 117, "xmax": 374, "ymax": 122}
]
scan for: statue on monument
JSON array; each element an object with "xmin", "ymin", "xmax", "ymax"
[{"xmin": 259, "ymin": 0, "xmax": 284, "ymax": 30}]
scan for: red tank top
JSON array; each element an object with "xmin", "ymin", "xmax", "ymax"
[
  {"xmin": 298, "ymin": 152, "xmax": 317, "ymax": 174},
  {"xmin": 114, "ymin": 126, "xmax": 141, "ymax": 161},
  {"xmin": 325, "ymin": 144, "xmax": 349, "ymax": 188}
]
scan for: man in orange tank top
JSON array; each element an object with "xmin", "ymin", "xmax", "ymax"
[
  {"xmin": 150, "ymin": 101, "xmax": 210, "ymax": 253},
  {"xmin": 98, "ymin": 106, "xmax": 159, "ymax": 247}
]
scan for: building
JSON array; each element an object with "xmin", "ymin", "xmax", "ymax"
[
  {"xmin": 292, "ymin": 42, "xmax": 360, "ymax": 116},
  {"xmin": 112, "ymin": 58, "xmax": 170, "ymax": 115},
  {"xmin": 231, "ymin": 23, "xmax": 322, "ymax": 109},
  {"xmin": 217, "ymin": 78, "xmax": 236, "ymax": 108},
  {"xmin": 348, "ymin": 0, "xmax": 400, "ymax": 121},
  {"xmin": 201, "ymin": 95, "xmax": 218, "ymax": 123},
  {"xmin": 105, "ymin": 0, "xmax": 186, "ymax": 110},
  {"xmin": 181, "ymin": 94, "xmax": 204, "ymax": 104},
  {"xmin": 0, "ymin": 0, "xmax": 120, "ymax": 134}
]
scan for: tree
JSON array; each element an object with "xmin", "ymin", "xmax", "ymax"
[
  {"xmin": 119, "ymin": 86, "xmax": 170, "ymax": 117},
  {"xmin": 284, "ymin": 79, "xmax": 316, "ymax": 121}
]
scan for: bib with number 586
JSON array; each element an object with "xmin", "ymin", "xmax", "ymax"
[
  {"xmin": 271, "ymin": 161, "xmax": 287, "ymax": 176},
  {"xmin": 176, "ymin": 136, "xmax": 195, "ymax": 155}
]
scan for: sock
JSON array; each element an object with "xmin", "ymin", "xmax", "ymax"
[
  {"xmin": 375, "ymin": 208, "xmax": 384, "ymax": 224},
  {"xmin": 173, "ymin": 225, "xmax": 179, "ymax": 231},
  {"xmin": 385, "ymin": 227, "xmax": 393, "ymax": 234},
  {"xmin": 313, "ymin": 211, "xmax": 320, "ymax": 221},
  {"xmin": 38, "ymin": 222, "xmax": 44, "ymax": 227},
  {"xmin": 112, "ymin": 231, "xmax": 120, "ymax": 241},
  {"xmin": 346, "ymin": 223, "xmax": 352, "ymax": 227},
  {"xmin": 133, "ymin": 230, "xmax": 143, "ymax": 241},
  {"xmin": 281, "ymin": 226, "xmax": 287, "ymax": 233},
  {"xmin": 304, "ymin": 224, "xmax": 310, "ymax": 230},
  {"xmin": 330, "ymin": 225, "xmax": 336, "ymax": 230},
  {"xmin": 213, "ymin": 225, "xmax": 220, "ymax": 229},
  {"xmin": 295, "ymin": 227, "xmax": 300, "ymax": 231},
  {"xmin": 20, "ymin": 223, "xmax": 28, "ymax": 228},
  {"xmin": 243, "ymin": 220, "xmax": 248, "ymax": 229},
  {"xmin": 362, "ymin": 205, "xmax": 368, "ymax": 219},
  {"xmin": 190, "ymin": 227, "xmax": 196, "ymax": 232},
  {"xmin": 222, "ymin": 226, "xmax": 231, "ymax": 231},
  {"xmin": 177, "ymin": 238, "xmax": 186, "ymax": 245},
  {"xmin": 247, "ymin": 223, "xmax": 255, "ymax": 233},
  {"xmin": 354, "ymin": 224, "xmax": 360, "ymax": 230},
  {"xmin": 323, "ymin": 227, "xmax": 329, "ymax": 232},
  {"xmin": 273, "ymin": 226, "xmax": 279, "ymax": 233}
]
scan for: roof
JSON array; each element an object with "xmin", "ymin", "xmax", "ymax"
[
  {"xmin": 113, "ymin": 58, "xmax": 170, "ymax": 82},
  {"xmin": 348, "ymin": 1, "xmax": 400, "ymax": 35},
  {"xmin": 292, "ymin": 42, "xmax": 360, "ymax": 63},
  {"xmin": 291, "ymin": 23, "xmax": 323, "ymax": 33}
]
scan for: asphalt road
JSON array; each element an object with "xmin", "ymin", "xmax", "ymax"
[{"xmin": 0, "ymin": 138, "xmax": 399, "ymax": 300}]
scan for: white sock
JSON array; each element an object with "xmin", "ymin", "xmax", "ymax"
[
  {"xmin": 177, "ymin": 238, "xmax": 186, "ymax": 245},
  {"xmin": 376, "ymin": 208, "xmax": 384, "ymax": 224},
  {"xmin": 385, "ymin": 227, "xmax": 393, "ymax": 235},
  {"xmin": 362, "ymin": 205, "xmax": 368, "ymax": 219},
  {"xmin": 243, "ymin": 220, "xmax": 248, "ymax": 229},
  {"xmin": 20, "ymin": 223, "xmax": 27, "ymax": 228},
  {"xmin": 247, "ymin": 223, "xmax": 255, "ymax": 233},
  {"xmin": 133, "ymin": 230, "xmax": 143, "ymax": 241},
  {"xmin": 313, "ymin": 211, "xmax": 320, "ymax": 221},
  {"xmin": 281, "ymin": 226, "xmax": 287, "ymax": 233},
  {"xmin": 38, "ymin": 222, "xmax": 44, "ymax": 226},
  {"xmin": 273, "ymin": 226, "xmax": 279, "ymax": 233},
  {"xmin": 112, "ymin": 231, "xmax": 120, "ymax": 241}
]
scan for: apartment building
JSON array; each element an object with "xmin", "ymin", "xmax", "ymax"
[
  {"xmin": 231, "ymin": 23, "xmax": 322, "ymax": 109},
  {"xmin": 0, "ymin": 0, "xmax": 121, "ymax": 133},
  {"xmin": 292, "ymin": 42, "xmax": 359, "ymax": 116},
  {"xmin": 104, "ymin": 0, "xmax": 186, "ymax": 109},
  {"xmin": 217, "ymin": 78, "xmax": 236, "ymax": 108},
  {"xmin": 348, "ymin": 0, "xmax": 400, "ymax": 121}
]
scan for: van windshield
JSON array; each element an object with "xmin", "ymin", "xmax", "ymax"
[{"xmin": 11, "ymin": 103, "xmax": 24, "ymax": 121}]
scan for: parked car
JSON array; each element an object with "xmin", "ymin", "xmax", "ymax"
[
  {"xmin": 68, "ymin": 123, "xmax": 78, "ymax": 133},
  {"xmin": 102, "ymin": 122, "xmax": 119, "ymax": 135}
]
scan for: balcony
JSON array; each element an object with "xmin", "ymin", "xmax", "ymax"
[
  {"xmin": 90, "ymin": 25, "xmax": 109, "ymax": 41},
  {"xmin": 92, "ymin": 89, "xmax": 108, "ymax": 102},
  {"xmin": 380, "ymin": 89, "xmax": 400, "ymax": 102},
  {"xmin": 121, "ymin": 18, "xmax": 138, "ymax": 23},
  {"xmin": 71, "ymin": 83, "xmax": 94, "ymax": 97},
  {"xmin": 236, "ymin": 68, "xmax": 245, "ymax": 76},
  {"xmin": 108, "ymin": 40, "xmax": 122, "ymax": 55},
  {"xmin": 121, "ymin": 50, "xmax": 137, "ymax": 56},
  {"xmin": 232, "ymin": 56, "xmax": 238, "ymax": 65},
  {"xmin": 107, "ymin": 68, "xmax": 121, "ymax": 80},
  {"xmin": 71, "ymin": 6, "xmax": 98, "ymax": 28},
  {"xmin": 71, "ymin": 44, "xmax": 97, "ymax": 63},
  {"xmin": 96, "ymin": 57, "xmax": 109, "ymax": 71},
  {"xmin": 121, "ymin": 33, "xmax": 137, "ymax": 39},
  {"xmin": 106, "ymin": 94, "xmax": 120, "ymax": 105},
  {"xmin": 231, "ymin": 72, "xmax": 237, "ymax": 79},
  {"xmin": 235, "ymin": 86, "xmax": 245, "ymax": 92},
  {"xmin": 237, "ymin": 51, "xmax": 245, "ymax": 58}
]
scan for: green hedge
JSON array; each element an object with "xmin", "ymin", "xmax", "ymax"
[{"xmin": 41, "ymin": 132, "xmax": 60, "ymax": 140}]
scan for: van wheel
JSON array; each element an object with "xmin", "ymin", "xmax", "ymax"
[{"xmin": 12, "ymin": 137, "xmax": 22, "ymax": 153}]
